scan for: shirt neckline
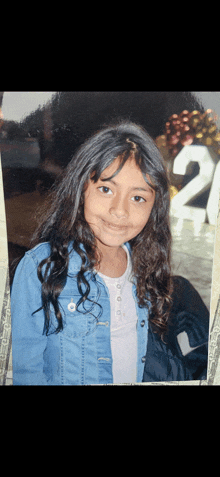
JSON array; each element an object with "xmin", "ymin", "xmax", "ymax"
[{"xmin": 96, "ymin": 245, "xmax": 132, "ymax": 285}]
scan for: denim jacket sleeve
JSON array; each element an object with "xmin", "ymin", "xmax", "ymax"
[{"xmin": 11, "ymin": 252, "xmax": 48, "ymax": 385}]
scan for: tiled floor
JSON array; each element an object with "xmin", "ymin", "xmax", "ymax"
[{"xmin": 170, "ymin": 216, "xmax": 216, "ymax": 311}]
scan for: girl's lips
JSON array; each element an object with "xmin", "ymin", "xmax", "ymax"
[{"xmin": 101, "ymin": 219, "xmax": 129, "ymax": 231}]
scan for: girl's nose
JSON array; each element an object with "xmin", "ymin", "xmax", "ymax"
[{"xmin": 109, "ymin": 196, "xmax": 129, "ymax": 219}]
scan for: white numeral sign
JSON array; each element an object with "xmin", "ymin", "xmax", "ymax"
[{"xmin": 170, "ymin": 145, "xmax": 219, "ymax": 225}]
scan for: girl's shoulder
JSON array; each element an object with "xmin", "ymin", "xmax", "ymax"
[
  {"xmin": 11, "ymin": 242, "xmax": 53, "ymax": 289},
  {"xmin": 26, "ymin": 241, "xmax": 82, "ymax": 271},
  {"xmin": 26, "ymin": 242, "xmax": 52, "ymax": 266}
]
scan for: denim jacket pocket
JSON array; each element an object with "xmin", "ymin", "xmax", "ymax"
[{"xmin": 50, "ymin": 294, "xmax": 98, "ymax": 339}]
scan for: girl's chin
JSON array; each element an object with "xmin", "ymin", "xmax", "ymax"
[{"xmin": 94, "ymin": 231, "xmax": 128, "ymax": 250}]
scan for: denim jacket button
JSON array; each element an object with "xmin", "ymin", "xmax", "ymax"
[
  {"xmin": 141, "ymin": 356, "xmax": 146, "ymax": 363},
  {"xmin": 141, "ymin": 320, "xmax": 145, "ymax": 327},
  {"xmin": 68, "ymin": 301, "xmax": 76, "ymax": 312}
]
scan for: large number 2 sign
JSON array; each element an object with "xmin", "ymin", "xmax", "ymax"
[{"xmin": 170, "ymin": 145, "xmax": 220, "ymax": 225}]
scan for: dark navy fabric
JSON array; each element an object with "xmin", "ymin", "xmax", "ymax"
[{"xmin": 143, "ymin": 276, "xmax": 209, "ymax": 382}]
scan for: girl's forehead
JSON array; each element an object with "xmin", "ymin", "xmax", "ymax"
[
  {"xmin": 98, "ymin": 156, "xmax": 155, "ymax": 189},
  {"xmin": 100, "ymin": 156, "xmax": 125, "ymax": 178}
]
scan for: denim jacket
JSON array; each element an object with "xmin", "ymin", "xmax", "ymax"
[{"xmin": 11, "ymin": 242, "xmax": 149, "ymax": 385}]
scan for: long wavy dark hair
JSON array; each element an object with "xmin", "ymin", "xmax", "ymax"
[{"xmin": 31, "ymin": 121, "xmax": 173, "ymax": 340}]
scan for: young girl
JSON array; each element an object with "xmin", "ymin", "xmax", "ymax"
[{"xmin": 10, "ymin": 121, "xmax": 209, "ymax": 384}]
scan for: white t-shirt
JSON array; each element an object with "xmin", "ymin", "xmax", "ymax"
[{"xmin": 97, "ymin": 245, "xmax": 138, "ymax": 384}]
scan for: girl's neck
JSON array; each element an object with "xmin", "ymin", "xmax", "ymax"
[{"xmin": 96, "ymin": 244, "xmax": 127, "ymax": 278}]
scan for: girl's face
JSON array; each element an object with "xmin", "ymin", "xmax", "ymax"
[{"xmin": 84, "ymin": 157, "xmax": 155, "ymax": 252}]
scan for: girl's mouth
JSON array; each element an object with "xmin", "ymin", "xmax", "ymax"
[{"xmin": 101, "ymin": 219, "xmax": 129, "ymax": 232}]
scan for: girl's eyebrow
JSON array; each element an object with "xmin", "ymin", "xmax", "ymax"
[{"xmin": 99, "ymin": 177, "xmax": 154, "ymax": 194}]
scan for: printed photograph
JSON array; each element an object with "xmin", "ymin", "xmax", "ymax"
[{"xmin": 0, "ymin": 91, "xmax": 219, "ymax": 385}]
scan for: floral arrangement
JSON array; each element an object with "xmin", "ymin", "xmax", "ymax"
[{"xmin": 156, "ymin": 109, "xmax": 220, "ymax": 159}]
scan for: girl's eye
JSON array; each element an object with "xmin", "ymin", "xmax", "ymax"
[
  {"xmin": 98, "ymin": 186, "xmax": 113, "ymax": 195},
  {"xmin": 131, "ymin": 195, "xmax": 146, "ymax": 203}
]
